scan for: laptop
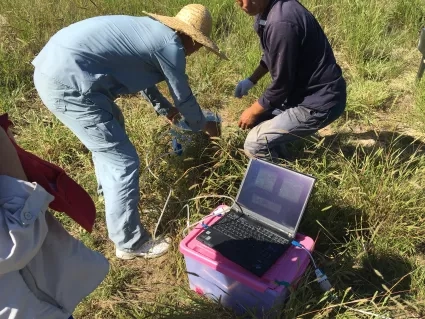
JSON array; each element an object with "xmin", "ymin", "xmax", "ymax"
[{"xmin": 196, "ymin": 158, "xmax": 316, "ymax": 277}]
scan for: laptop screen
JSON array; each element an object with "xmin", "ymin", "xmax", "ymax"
[{"xmin": 236, "ymin": 159, "xmax": 315, "ymax": 233}]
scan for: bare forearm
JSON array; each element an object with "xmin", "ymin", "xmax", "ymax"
[
  {"xmin": 249, "ymin": 100, "xmax": 267, "ymax": 115},
  {"xmin": 249, "ymin": 64, "xmax": 269, "ymax": 84},
  {"xmin": 0, "ymin": 128, "xmax": 27, "ymax": 181}
]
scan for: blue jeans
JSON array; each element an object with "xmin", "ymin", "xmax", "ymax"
[
  {"xmin": 244, "ymin": 102, "xmax": 346, "ymax": 159},
  {"xmin": 33, "ymin": 70, "xmax": 150, "ymax": 251}
]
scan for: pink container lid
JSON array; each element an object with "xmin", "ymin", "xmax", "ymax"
[{"xmin": 179, "ymin": 205, "xmax": 315, "ymax": 293}]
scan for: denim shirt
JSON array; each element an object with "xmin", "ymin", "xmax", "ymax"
[{"xmin": 32, "ymin": 15, "xmax": 205, "ymax": 131}]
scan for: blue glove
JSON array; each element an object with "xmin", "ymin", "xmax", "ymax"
[{"xmin": 234, "ymin": 78, "xmax": 255, "ymax": 98}]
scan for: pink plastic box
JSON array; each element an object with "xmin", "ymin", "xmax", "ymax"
[{"xmin": 179, "ymin": 206, "xmax": 315, "ymax": 316}]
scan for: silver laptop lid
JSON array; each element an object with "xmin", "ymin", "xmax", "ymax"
[{"xmin": 234, "ymin": 158, "xmax": 316, "ymax": 237}]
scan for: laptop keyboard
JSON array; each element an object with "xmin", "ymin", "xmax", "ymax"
[{"xmin": 211, "ymin": 211, "xmax": 289, "ymax": 245}]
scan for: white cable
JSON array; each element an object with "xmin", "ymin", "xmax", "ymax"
[
  {"xmin": 181, "ymin": 194, "xmax": 236, "ymax": 235},
  {"xmin": 144, "ymin": 151, "xmax": 175, "ymax": 180},
  {"xmin": 183, "ymin": 204, "xmax": 231, "ymax": 231},
  {"xmin": 142, "ymin": 149, "xmax": 175, "ymax": 240},
  {"xmin": 142, "ymin": 130, "xmax": 237, "ymax": 240},
  {"xmin": 174, "ymin": 194, "xmax": 237, "ymax": 207},
  {"xmin": 150, "ymin": 191, "xmax": 236, "ymax": 239},
  {"xmin": 142, "ymin": 127, "xmax": 177, "ymax": 181},
  {"xmin": 292, "ymin": 241, "xmax": 318, "ymax": 269},
  {"xmin": 183, "ymin": 212, "xmax": 214, "ymax": 237},
  {"xmin": 343, "ymin": 306, "xmax": 391, "ymax": 319},
  {"xmin": 168, "ymin": 194, "xmax": 238, "ymax": 236},
  {"xmin": 302, "ymin": 247, "xmax": 317, "ymax": 269},
  {"xmin": 184, "ymin": 204, "xmax": 191, "ymax": 230},
  {"xmin": 141, "ymin": 129, "xmax": 183, "ymax": 239},
  {"xmin": 152, "ymin": 187, "xmax": 173, "ymax": 240}
]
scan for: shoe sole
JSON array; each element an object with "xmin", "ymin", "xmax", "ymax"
[
  {"xmin": 115, "ymin": 253, "xmax": 137, "ymax": 260},
  {"xmin": 115, "ymin": 248, "xmax": 169, "ymax": 260},
  {"xmin": 140, "ymin": 249, "xmax": 168, "ymax": 259}
]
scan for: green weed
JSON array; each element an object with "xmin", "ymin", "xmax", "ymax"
[{"xmin": 1, "ymin": 0, "xmax": 425, "ymax": 318}]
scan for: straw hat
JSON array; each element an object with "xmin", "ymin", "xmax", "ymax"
[{"xmin": 143, "ymin": 4, "xmax": 227, "ymax": 59}]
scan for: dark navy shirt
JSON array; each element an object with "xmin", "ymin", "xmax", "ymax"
[{"xmin": 255, "ymin": 0, "xmax": 346, "ymax": 111}]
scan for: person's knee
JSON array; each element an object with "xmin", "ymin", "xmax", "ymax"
[
  {"xmin": 321, "ymin": 102, "xmax": 346, "ymax": 129},
  {"xmin": 123, "ymin": 146, "xmax": 140, "ymax": 173},
  {"xmin": 332, "ymin": 102, "xmax": 346, "ymax": 121},
  {"xmin": 93, "ymin": 142, "xmax": 140, "ymax": 177},
  {"xmin": 244, "ymin": 129, "xmax": 267, "ymax": 157}
]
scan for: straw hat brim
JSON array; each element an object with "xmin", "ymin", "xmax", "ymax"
[{"xmin": 143, "ymin": 12, "xmax": 228, "ymax": 60}]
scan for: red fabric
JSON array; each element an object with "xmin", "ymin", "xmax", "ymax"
[{"xmin": 0, "ymin": 113, "xmax": 96, "ymax": 232}]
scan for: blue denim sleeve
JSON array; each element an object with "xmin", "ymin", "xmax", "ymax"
[
  {"xmin": 140, "ymin": 86, "xmax": 173, "ymax": 117},
  {"xmin": 152, "ymin": 42, "xmax": 206, "ymax": 132}
]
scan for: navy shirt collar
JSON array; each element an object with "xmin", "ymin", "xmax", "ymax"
[{"xmin": 255, "ymin": 0, "xmax": 281, "ymax": 34}]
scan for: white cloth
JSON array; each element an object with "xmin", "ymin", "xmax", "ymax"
[{"xmin": 0, "ymin": 176, "xmax": 109, "ymax": 319}]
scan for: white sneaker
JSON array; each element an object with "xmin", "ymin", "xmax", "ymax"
[{"xmin": 115, "ymin": 237, "xmax": 171, "ymax": 260}]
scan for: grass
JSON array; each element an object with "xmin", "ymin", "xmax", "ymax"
[{"xmin": 1, "ymin": 0, "xmax": 425, "ymax": 318}]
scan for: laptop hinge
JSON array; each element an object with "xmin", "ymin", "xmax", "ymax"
[{"xmin": 231, "ymin": 204, "xmax": 294, "ymax": 238}]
